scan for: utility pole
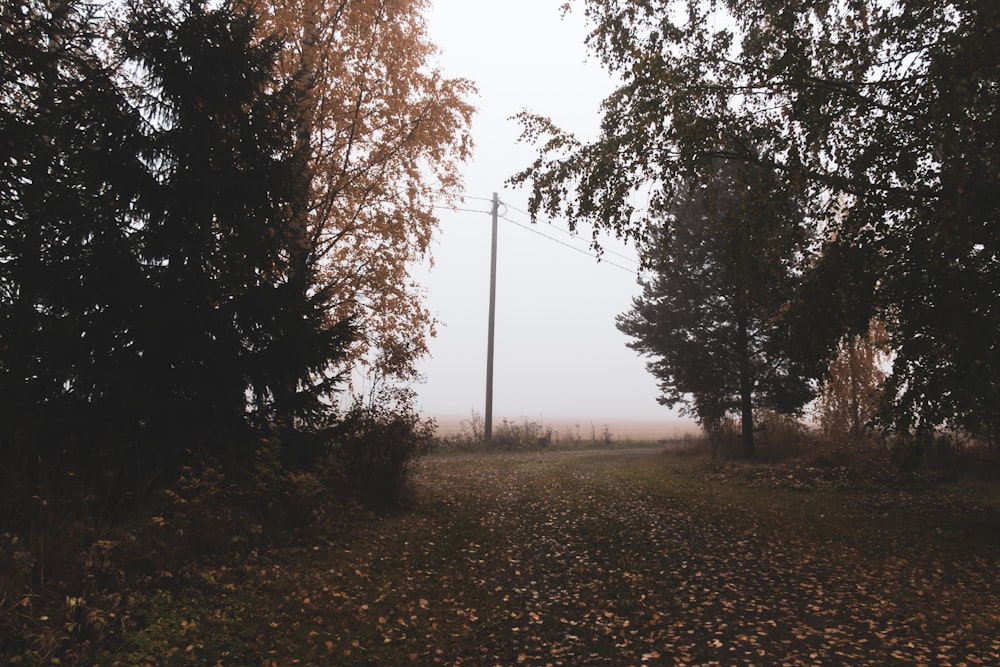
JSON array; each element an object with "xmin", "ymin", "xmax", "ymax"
[{"xmin": 485, "ymin": 192, "xmax": 499, "ymax": 443}]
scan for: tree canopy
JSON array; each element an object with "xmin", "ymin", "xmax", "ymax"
[
  {"xmin": 0, "ymin": 0, "xmax": 473, "ymax": 513},
  {"xmin": 118, "ymin": 0, "xmax": 359, "ymax": 439},
  {"xmin": 618, "ymin": 161, "xmax": 813, "ymax": 456},
  {"xmin": 515, "ymin": 0, "xmax": 1000, "ymax": 444},
  {"xmin": 250, "ymin": 0, "xmax": 475, "ymax": 380},
  {"xmin": 815, "ymin": 320, "xmax": 889, "ymax": 446}
]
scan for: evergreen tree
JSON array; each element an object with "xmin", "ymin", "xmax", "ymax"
[
  {"xmin": 0, "ymin": 0, "xmax": 355, "ymax": 515},
  {"xmin": 617, "ymin": 162, "xmax": 812, "ymax": 457},
  {"xmin": 119, "ymin": 0, "xmax": 354, "ymax": 451},
  {"xmin": 1, "ymin": 0, "xmax": 149, "ymax": 508}
]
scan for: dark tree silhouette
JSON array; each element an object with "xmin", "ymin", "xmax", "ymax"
[
  {"xmin": 516, "ymin": 0, "xmax": 1000, "ymax": 446},
  {"xmin": 618, "ymin": 162, "xmax": 813, "ymax": 457},
  {"xmin": 120, "ymin": 0, "xmax": 353, "ymax": 453},
  {"xmin": 1, "ymin": 0, "xmax": 151, "ymax": 511},
  {"xmin": 0, "ymin": 0, "xmax": 355, "ymax": 515}
]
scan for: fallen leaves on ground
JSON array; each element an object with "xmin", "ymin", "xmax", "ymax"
[{"xmin": 98, "ymin": 449, "xmax": 1000, "ymax": 666}]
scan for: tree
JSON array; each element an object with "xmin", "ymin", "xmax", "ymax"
[
  {"xmin": 1, "ymin": 0, "xmax": 360, "ymax": 514},
  {"xmin": 815, "ymin": 320, "xmax": 889, "ymax": 446},
  {"xmin": 246, "ymin": 0, "xmax": 475, "ymax": 381},
  {"xmin": 514, "ymin": 0, "xmax": 1000, "ymax": 445},
  {"xmin": 119, "ymin": 0, "xmax": 355, "ymax": 450},
  {"xmin": 1, "ymin": 0, "xmax": 152, "ymax": 506},
  {"xmin": 617, "ymin": 161, "xmax": 812, "ymax": 457}
]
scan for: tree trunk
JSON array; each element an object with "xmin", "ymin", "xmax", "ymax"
[{"xmin": 737, "ymin": 316, "xmax": 755, "ymax": 458}]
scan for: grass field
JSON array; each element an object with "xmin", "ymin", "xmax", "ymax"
[{"xmin": 95, "ymin": 445, "xmax": 1000, "ymax": 666}]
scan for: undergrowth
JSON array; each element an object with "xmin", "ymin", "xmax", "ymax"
[
  {"xmin": 3, "ymin": 425, "xmax": 999, "ymax": 664},
  {"xmin": 0, "ymin": 396, "xmax": 432, "ymax": 665},
  {"xmin": 431, "ymin": 411, "xmax": 682, "ymax": 453}
]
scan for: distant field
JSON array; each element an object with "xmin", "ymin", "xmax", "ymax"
[
  {"xmin": 97, "ymin": 447, "xmax": 1000, "ymax": 666},
  {"xmin": 430, "ymin": 414, "xmax": 698, "ymax": 441}
]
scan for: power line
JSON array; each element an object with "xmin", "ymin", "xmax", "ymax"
[
  {"xmin": 436, "ymin": 192, "xmax": 638, "ymax": 442},
  {"xmin": 433, "ymin": 204, "xmax": 494, "ymax": 215},
  {"xmin": 502, "ymin": 201, "xmax": 642, "ymax": 267},
  {"xmin": 455, "ymin": 194, "xmax": 498, "ymax": 204},
  {"xmin": 433, "ymin": 191, "xmax": 640, "ymax": 274},
  {"xmin": 498, "ymin": 213, "xmax": 638, "ymax": 274}
]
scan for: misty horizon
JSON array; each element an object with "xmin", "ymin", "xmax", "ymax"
[{"xmin": 429, "ymin": 413, "xmax": 698, "ymax": 440}]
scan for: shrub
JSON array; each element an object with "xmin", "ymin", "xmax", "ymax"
[
  {"xmin": 755, "ymin": 410, "xmax": 811, "ymax": 460},
  {"xmin": 492, "ymin": 417, "xmax": 550, "ymax": 450},
  {"xmin": 329, "ymin": 393, "xmax": 434, "ymax": 508}
]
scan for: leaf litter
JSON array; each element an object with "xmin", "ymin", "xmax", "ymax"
[{"xmin": 101, "ymin": 449, "xmax": 1000, "ymax": 666}]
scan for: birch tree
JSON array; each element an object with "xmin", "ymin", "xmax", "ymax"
[
  {"xmin": 515, "ymin": 0, "xmax": 1000, "ymax": 444},
  {"xmin": 249, "ymin": 0, "xmax": 475, "ymax": 379}
]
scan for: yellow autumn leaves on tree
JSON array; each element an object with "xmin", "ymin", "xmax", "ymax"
[
  {"xmin": 244, "ymin": 0, "xmax": 475, "ymax": 380},
  {"xmin": 815, "ymin": 319, "xmax": 890, "ymax": 445}
]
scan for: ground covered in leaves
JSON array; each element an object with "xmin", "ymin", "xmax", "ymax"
[{"xmin": 95, "ymin": 447, "xmax": 1000, "ymax": 666}]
